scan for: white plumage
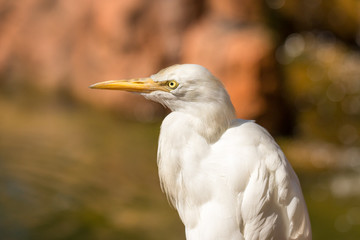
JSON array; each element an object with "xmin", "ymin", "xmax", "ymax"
[{"xmin": 90, "ymin": 64, "xmax": 312, "ymax": 240}]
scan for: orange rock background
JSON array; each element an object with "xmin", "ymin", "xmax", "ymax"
[{"xmin": 0, "ymin": 0, "xmax": 291, "ymax": 133}]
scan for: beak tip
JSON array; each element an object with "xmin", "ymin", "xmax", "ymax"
[{"xmin": 89, "ymin": 83, "xmax": 99, "ymax": 89}]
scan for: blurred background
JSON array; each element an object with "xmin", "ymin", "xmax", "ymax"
[{"xmin": 0, "ymin": 0, "xmax": 360, "ymax": 239}]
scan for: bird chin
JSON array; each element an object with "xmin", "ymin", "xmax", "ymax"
[{"xmin": 142, "ymin": 92, "xmax": 173, "ymax": 109}]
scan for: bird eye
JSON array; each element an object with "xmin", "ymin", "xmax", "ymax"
[{"xmin": 167, "ymin": 80, "xmax": 179, "ymax": 89}]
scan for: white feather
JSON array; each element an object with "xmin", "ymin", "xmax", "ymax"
[{"xmin": 145, "ymin": 64, "xmax": 311, "ymax": 239}]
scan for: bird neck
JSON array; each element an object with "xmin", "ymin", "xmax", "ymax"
[
  {"xmin": 157, "ymin": 103, "xmax": 235, "ymax": 206},
  {"xmin": 182, "ymin": 101, "xmax": 236, "ymax": 143}
]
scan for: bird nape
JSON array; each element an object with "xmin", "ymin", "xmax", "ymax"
[{"xmin": 90, "ymin": 64, "xmax": 312, "ymax": 240}]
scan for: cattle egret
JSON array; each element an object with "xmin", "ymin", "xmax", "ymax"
[{"xmin": 90, "ymin": 64, "xmax": 311, "ymax": 240}]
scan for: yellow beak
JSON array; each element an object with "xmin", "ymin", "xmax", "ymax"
[{"xmin": 89, "ymin": 78, "xmax": 168, "ymax": 93}]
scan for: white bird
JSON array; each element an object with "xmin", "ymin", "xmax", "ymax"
[{"xmin": 90, "ymin": 64, "xmax": 311, "ymax": 240}]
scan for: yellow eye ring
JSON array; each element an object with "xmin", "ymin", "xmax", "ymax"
[{"xmin": 167, "ymin": 80, "xmax": 179, "ymax": 89}]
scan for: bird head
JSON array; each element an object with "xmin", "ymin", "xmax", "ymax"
[
  {"xmin": 90, "ymin": 64, "xmax": 236, "ymax": 142},
  {"xmin": 90, "ymin": 64, "xmax": 235, "ymax": 116}
]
